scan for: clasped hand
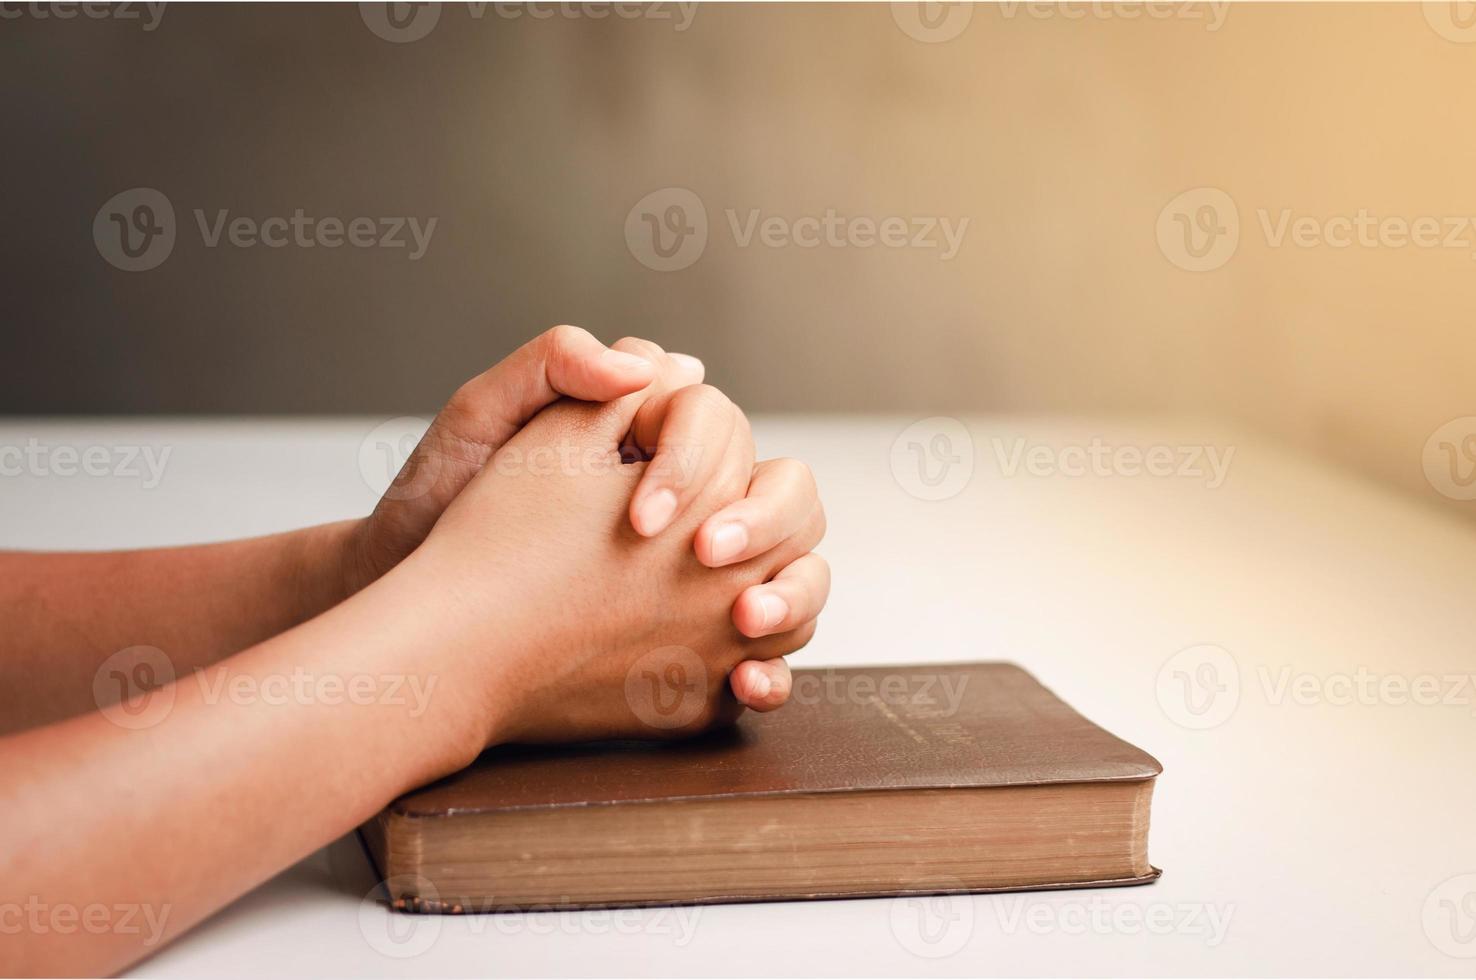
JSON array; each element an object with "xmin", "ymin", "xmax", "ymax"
[{"xmin": 347, "ymin": 327, "xmax": 830, "ymax": 754}]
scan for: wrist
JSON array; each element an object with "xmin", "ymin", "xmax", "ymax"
[
  {"xmin": 285, "ymin": 519, "xmax": 371, "ymax": 624},
  {"xmin": 352, "ymin": 542, "xmax": 522, "ymax": 774}
]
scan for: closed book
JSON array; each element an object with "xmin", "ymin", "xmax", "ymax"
[{"xmin": 363, "ymin": 662, "xmax": 1162, "ymax": 912}]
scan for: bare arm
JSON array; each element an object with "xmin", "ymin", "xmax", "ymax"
[
  {"xmin": 0, "ymin": 555, "xmax": 474, "ymax": 975},
  {"xmin": 0, "ymin": 327, "xmax": 786, "ymax": 734},
  {"xmin": 0, "ymin": 328, "xmax": 653, "ymax": 734},
  {"xmin": 0, "ymin": 386, "xmax": 829, "ymax": 977},
  {"xmin": 0, "ymin": 521, "xmax": 359, "ymax": 735}
]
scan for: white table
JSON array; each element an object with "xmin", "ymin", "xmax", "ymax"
[{"xmin": 3, "ymin": 415, "xmax": 1472, "ymax": 977}]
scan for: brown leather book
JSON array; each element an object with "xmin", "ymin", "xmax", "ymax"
[{"xmin": 362, "ymin": 662, "xmax": 1162, "ymax": 912}]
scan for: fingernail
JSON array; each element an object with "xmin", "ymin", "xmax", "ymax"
[
  {"xmin": 708, "ymin": 521, "xmax": 748, "ymax": 564},
  {"xmin": 670, "ymin": 352, "xmax": 704, "ymax": 376},
  {"xmin": 636, "ymin": 488, "xmax": 678, "ymax": 535},
  {"xmin": 750, "ymin": 670, "xmax": 772, "ymax": 699},
  {"xmin": 757, "ymin": 592, "xmax": 789, "ymax": 630},
  {"xmin": 601, "ymin": 349, "xmax": 653, "ymax": 375}
]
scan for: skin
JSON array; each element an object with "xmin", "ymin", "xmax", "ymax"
[
  {"xmin": 0, "ymin": 328, "xmax": 830, "ymax": 976},
  {"xmin": 0, "ymin": 329, "xmax": 819, "ymax": 734}
]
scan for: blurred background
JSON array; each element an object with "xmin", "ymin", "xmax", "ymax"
[
  {"xmin": 5, "ymin": 9, "xmax": 1476, "ymax": 973},
  {"xmin": 3, "ymin": 1, "xmax": 1475, "ymax": 518}
]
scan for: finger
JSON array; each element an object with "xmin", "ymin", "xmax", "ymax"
[
  {"xmin": 744, "ymin": 618, "xmax": 819, "ymax": 661},
  {"xmin": 559, "ymin": 336, "xmax": 690, "ymax": 446},
  {"xmin": 729, "ymin": 658, "xmax": 793, "ymax": 712},
  {"xmin": 538, "ymin": 325, "xmax": 659, "ymax": 402},
  {"xmin": 395, "ymin": 326, "xmax": 655, "ymax": 500},
  {"xmin": 733, "ymin": 552, "xmax": 831, "ymax": 639},
  {"xmin": 622, "ymin": 359, "xmax": 719, "ymax": 459},
  {"xmin": 611, "ymin": 338, "xmax": 704, "ymax": 470},
  {"xmin": 520, "ymin": 338, "xmax": 711, "ymax": 491},
  {"xmin": 627, "ymin": 384, "xmax": 748, "ymax": 537},
  {"xmin": 437, "ymin": 325, "xmax": 654, "ymax": 455},
  {"xmin": 370, "ymin": 326, "xmax": 659, "ymax": 563},
  {"xmin": 695, "ymin": 458, "xmax": 819, "ymax": 567},
  {"xmin": 667, "ymin": 352, "xmax": 705, "ymax": 386},
  {"xmin": 720, "ymin": 498, "xmax": 825, "ymax": 585},
  {"xmin": 610, "ymin": 337, "xmax": 705, "ymax": 392}
]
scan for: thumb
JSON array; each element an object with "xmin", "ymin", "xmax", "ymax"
[
  {"xmin": 366, "ymin": 326, "xmax": 656, "ymax": 569},
  {"xmin": 440, "ymin": 325, "xmax": 656, "ymax": 452}
]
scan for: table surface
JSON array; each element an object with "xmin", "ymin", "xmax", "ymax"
[{"xmin": 3, "ymin": 414, "xmax": 1473, "ymax": 978}]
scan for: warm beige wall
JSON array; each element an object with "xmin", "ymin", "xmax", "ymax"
[
  {"xmin": 5, "ymin": 3, "xmax": 1474, "ymax": 516},
  {"xmin": 544, "ymin": 1, "xmax": 1476, "ymax": 517}
]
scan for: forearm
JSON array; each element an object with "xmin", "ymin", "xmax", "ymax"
[
  {"xmin": 0, "ymin": 520, "xmax": 363, "ymax": 734},
  {"xmin": 0, "ymin": 553, "xmax": 489, "ymax": 977}
]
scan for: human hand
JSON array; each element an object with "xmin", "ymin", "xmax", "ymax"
[
  {"xmin": 340, "ymin": 326, "xmax": 820, "ymax": 711},
  {"xmin": 615, "ymin": 357, "xmax": 832, "ymax": 712},
  {"xmin": 0, "ymin": 337, "xmax": 827, "ymax": 979},
  {"xmin": 396, "ymin": 374, "xmax": 828, "ymax": 752},
  {"xmin": 347, "ymin": 325, "xmax": 665, "ymax": 584}
]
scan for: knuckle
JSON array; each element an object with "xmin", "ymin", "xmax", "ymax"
[
  {"xmin": 811, "ymin": 551, "xmax": 831, "ymax": 584},
  {"xmin": 712, "ymin": 459, "xmax": 750, "ymax": 502},
  {"xmin": 809, "ymin": 556, "xmax": 832, "ymax": 604},
  {"xmin": 675, "ymin": 383, "xmax": 734, "ymax": 418},
  {"xmin": 442, "ymin": 382, "xmax": 480, "ymax": 425},
  {"xmin": 612, "ymin": 336, "xmax": 666, "ymax": 362},
  {"xmin": 545, "ymin": 324, "xmax": 589, "ymax": 349},
  {"xmin": 772, "ymin": 456, "xmax": 816, "ymax": 496},
  {"xmin": 733, "ymin": 417, "xmax": 756, "ymax": 471},
  {"xmin": 676, "ymin": 386, "xmax": 738, "ymax": 436},
  {"xmin": 541, "ymin": 330, "xmax": 581, "ymax": 380},
  {"xmin": 786, "ymin": 504, "xmax": 826, "ymax": 553},
  {"xmin": 732, "ymin": 405, "xmax": 753, "ymax": 446},
  {"xmin": 784, "ymin": 620, "xmax": 818, "ymax": 654}
]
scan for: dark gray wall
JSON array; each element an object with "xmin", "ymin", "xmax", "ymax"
[{"xmin": 2, "ymin": 1, "xmax": 1228, "ymax": 417}]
